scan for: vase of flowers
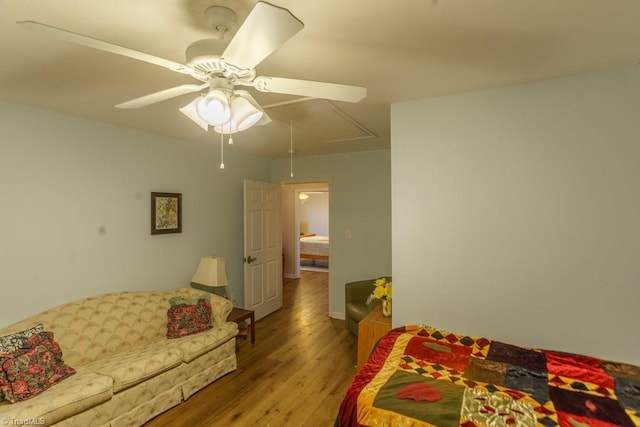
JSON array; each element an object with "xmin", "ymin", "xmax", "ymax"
[{"xmin": 366, "ymin": 277, "xmax": 393, "ymax": 317}]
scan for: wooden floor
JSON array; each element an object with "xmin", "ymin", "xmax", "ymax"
[{"xmin": 145, "ymin": 270, "xmax": 358, "ymax": 427}]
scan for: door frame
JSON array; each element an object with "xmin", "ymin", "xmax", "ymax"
[{"xmin": 282, "ymin": 181, "xmax": 330, "ymax": 295}]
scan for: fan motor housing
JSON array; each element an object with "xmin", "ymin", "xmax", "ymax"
[
  {"xmin": 186, "ymin": 38, "xmax": 255, "ymax": 80},
  {"xmin": 186, "ymin": 39, "xmax": 226, "ymax": 74}
]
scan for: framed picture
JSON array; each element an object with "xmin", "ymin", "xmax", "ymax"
[{"xmin": 151, "ymin": 192, "xmax": 182, "ymax": 235}]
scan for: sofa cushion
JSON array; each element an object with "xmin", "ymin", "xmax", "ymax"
[
  {"xmin": 0, "ymin": 366, "xmax": 112, "ymax": 425},
  {"xmin": 166, "ymin": 298, "xmax": 212, "ymax": 339},
  {"xmin": 0, "ymin": 332, "xmax": 75, "ymax": 403},
  {"xmin": 166, "ymin": 321, "xmax": 238, "ymax": 363},
  {"xmin": 85, "ymin": 342, "xmax": 182, "ymax": 393}
]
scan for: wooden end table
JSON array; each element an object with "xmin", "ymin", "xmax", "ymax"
[
  {"xmin": 357, "ymin": 304, "xmax": 391, "ymax": 370},
  {"xmin": 227, "ymin": 307, "xmax": 255, "ymax": 345}
]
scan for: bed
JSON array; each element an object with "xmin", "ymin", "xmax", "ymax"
[
  {"xmin": 337, "ymin": 324, "xmax": 640, "ymax": 427},
  {"xmin": 300, "ymin": 235, "xmax": 329, "ymax": 262}
]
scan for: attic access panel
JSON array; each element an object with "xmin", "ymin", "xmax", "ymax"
[{"xmin": 264, "ymin": 98, "xmax": 376, "ymax": 145}]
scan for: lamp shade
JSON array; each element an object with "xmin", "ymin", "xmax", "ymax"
[
  {"xmin": 230, "ymin": 95, "xmax": 264, "ymax": 131},
  {"xmin": 191, "ymin": 256, "xmax": 228, "ymax": 292},
  {"xmin": 213, "ymin": 91, "xmax": 266, "ymax": 134},
  {"xmin": 196, "ymin": 89, "xmax": 231, "ymax": 126},
  {"xmin": 179, "ymin": 97, "xmax": 209, "ymax": 131}
]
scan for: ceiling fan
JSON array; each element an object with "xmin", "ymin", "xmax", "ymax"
[{"xmin": 17, "ymin": 1, "xmax": 367, "ymax": 134}]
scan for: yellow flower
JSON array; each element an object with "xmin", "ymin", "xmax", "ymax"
[
  {"xmin": 367, "ymin": 278, "xmax": 392, "ymax": 304},
  {"xmin": 373, "ymin": 285, "xmax": 386, "ymax": 299}
]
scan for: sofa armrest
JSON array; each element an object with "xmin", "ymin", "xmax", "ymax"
[
  {"xmin": 345, "ymin": 276, "xmax": 392, "ymax": 303},
  {"xmin": 345, "ymin": 280, "xmax": 375, "ymax": 303},
  {"xmin": 209, "ymin": 293, "xmax": 233, "ymax": 327}
]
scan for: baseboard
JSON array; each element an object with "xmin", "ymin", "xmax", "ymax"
[
  {"xmin": 300, "ymin": 266, "xmax": 329, "ymax": 273},
  {"xmin": 331, "ymin": 311, "xmax": 345, "ymax": 320}
]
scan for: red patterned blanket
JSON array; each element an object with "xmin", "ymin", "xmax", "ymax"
[{"xmin": 337, "ymin": 325, "xmax": 640, "ymax": 426}]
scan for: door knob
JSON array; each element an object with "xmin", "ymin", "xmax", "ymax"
[{"xmin": 244, "ymin": 255, "xmax": 257, "ymax": 264}]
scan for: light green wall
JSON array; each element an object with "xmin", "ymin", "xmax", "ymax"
[
  {"xmin": 0, "ymin": 100, "xmax": 270, "ymax": 327},
  {"xmin": 271, "ymin": 151, "xmax": 392, "ymax": 318},
  {"xmin": 392, "ymin": 65, "xmax": 640, "ymax": 365},
  {"xmin": 0, "ymin": 101, "xmax": 392, "ymax": 327}
]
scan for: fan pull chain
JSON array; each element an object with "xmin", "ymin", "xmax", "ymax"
[
  {"xmin": 227, "ymin": 122, "xmax": 233, "ymax": 145},
  {"xmin": 289, "ymin": 117, "xmax": 294, "ymax": 178},
  {"xmin": 219, "ymin": 132, "xmax": 225, "ymax": 169}
]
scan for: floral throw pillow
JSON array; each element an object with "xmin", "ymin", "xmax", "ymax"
[
  {"xmin": 0, "ymin": 324, "xmax": 44, "ymax": 354},
  {"xmin": 0, "ymin": 324, "xmax": 45, "ymax": 401},
  {"xmin": 166, "ymin": 298, "xmax": 212, "ymax": 339},
  {"xmin": 0, "ymin": 331, "xmax": 75, "ymax": 403}
]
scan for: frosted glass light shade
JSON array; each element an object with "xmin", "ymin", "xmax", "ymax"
[
  {"xmin": 213, "ymin": 91, "xmax": 265, "ymax": 134},
  {"xmin": 231, "ymin": 96, "xmax": 264, "ymax": 131},
  {"xmin": 196, "ymin": 89, "xmax": 231, "ymax": 126},
  {"xmin": 179, "ymin": 97, "xmax": 209, "ymax": 130}
]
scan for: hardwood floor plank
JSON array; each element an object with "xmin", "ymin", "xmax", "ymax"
[
  {"xmin": 242, "ymin": 332, "xmax": 351, "ymax": 424},
  {"xmin": 271, "ymin": 335, "xmax": 357, "ymax": 426},
  {"xmin": 145, "ymin": 271, "xmax": 357, "ymax": 427}
]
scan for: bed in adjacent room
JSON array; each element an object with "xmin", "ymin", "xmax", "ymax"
[
  {"xmin": 336, "ymin": 324, "xmax": 640, "ymax": 427},
  {"xmin": 300, "ymin": 234, "xmax": 329, "ymax": 263}
]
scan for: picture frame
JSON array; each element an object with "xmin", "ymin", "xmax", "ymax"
[{"xmin": 151, "ymin": 192, "xmax": 182, "ymax": 235}]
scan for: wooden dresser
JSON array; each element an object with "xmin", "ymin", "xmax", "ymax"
[{"xmin": 357, "ymin": 304, "xmax": 391, "ymax": 370}]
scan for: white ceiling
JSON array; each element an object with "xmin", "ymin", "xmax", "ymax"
[{"xmin": 2, "ymin": 0, "xmax": 639, "ymax": 159}]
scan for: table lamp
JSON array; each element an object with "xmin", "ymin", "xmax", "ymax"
[{"xmin": 190, "ymin": 256, "xmax": 228, "ymax": 297}]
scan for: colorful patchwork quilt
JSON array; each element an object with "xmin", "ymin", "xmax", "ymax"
[{"xmin": 337, "ymin": 325, "xmax": 640, "ymax": 427}]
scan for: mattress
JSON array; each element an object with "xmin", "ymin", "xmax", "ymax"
[
  {"xmin": 337, "ymin": 324, "xmax": 640, "ymax": 426},
  {"xmin": 300, "ymin": 235, "xmax": 329, "ymax": 257}
]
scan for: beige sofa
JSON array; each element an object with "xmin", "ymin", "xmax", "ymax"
[{"xmin": 0, "ymin": 288, "xmax": 238, "ymax": 426}]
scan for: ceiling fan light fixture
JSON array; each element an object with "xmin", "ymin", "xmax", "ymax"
[
  {"xmin": 196, "ymin": 88, "xmax": 231, "ymax": 126},
  {"xmin": 230, "ymin": 95, "xmax": 263, "ymax": 131},
  {"xmin": 213, "ymin": 91, "xmax": 265, "ymax": 134},
  {"xmin": 179, "ymin": 97, "xmax": 209, "ymax": 131},
  {"xmin": 239, "ymin": 110, "xmax": 263, "ymax": 130}
]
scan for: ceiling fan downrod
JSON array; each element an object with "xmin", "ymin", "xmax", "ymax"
[{"xmin": 204, "ymin": 6, "xmax": 237, "ymax": 40}]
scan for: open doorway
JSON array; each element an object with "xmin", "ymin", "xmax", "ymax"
[
  {"xmin": 282, "ymin": 182, "xmax": 329, "ymax": 279},
  {"xmin": 299, "ymin": 190, "xmax": 329, "ymax": 272}
]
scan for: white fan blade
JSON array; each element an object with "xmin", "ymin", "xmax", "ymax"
[
  {"xmin": 179, "ymin": 97, "xmax": 209, "ymax": 131},
  {"xmin": 221, "ymin": 2, "xmax": 303, "ymax": 71},
  {"xmin": 18, "ymin": 21, "xmax": 194, "ymax": 75},
  {"xmin": 115, "ymin": 84, "xmax": 208, "ymax": 109},
  {"xmin": 253, "ymin": 76, "xmax": 366, "ymax": 103}
]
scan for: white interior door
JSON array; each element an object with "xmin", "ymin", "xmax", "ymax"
[{"xmin": 244, "ymin": 180, "xmax": 282, "ymax": 321}]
